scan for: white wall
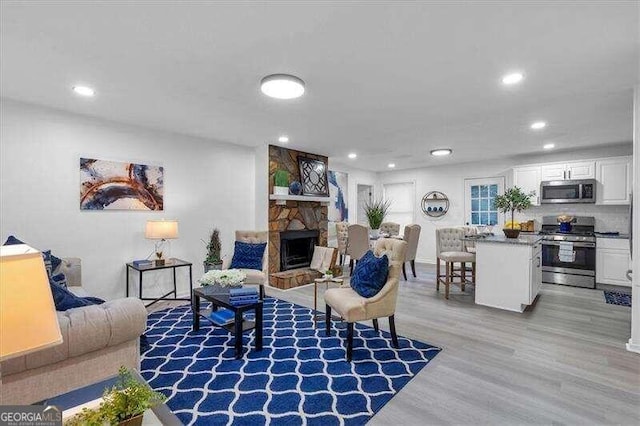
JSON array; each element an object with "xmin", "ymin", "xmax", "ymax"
[
  {"xmin": 0, "ymin": 99, "xmax": 256, "ymax": 300},
  {"xmin": 254, "ymin": 143, "xmax": 269, "ymax": 230},
  {"xmin": 629, "ymin": 85, "xmax": 640, "ymax": 354},
  {"xmin": 378, "ymin": 146, "xmax": 633, "ymax": 264}
]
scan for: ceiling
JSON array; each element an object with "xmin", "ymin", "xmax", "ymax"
[{"xmin": 1, "ymin": 1, "xmax": 638, "ymax": 171}]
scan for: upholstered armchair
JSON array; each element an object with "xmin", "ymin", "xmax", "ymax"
[
  {"xmin": 346, "ymin": 224, "xmax": 369, "ymax": 275},
  {"xmin": 379, "ymin": 222, "xmax": 401, "ymax": 236},
  {"xmin": 335, "ymin": 222, "xmax": 349, "ymax": 265},
  {"xmin": 222, "ymin": 230, "xmax": 269, "ymax": 298},
  {"xmin": 402, "ymin": 224, "xmax": 421, "ymax": 280},
  {"xmin": 435, "ymin": 227, "xmax": 475, "ymax": 299},
  {"xmin": 324, "ymin": 238, "xmax": 407, "ymax": 361}
]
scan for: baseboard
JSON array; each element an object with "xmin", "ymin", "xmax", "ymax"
[{"xmin": 626, "ymin": 339, "xmax": 640, "ymax": 354}]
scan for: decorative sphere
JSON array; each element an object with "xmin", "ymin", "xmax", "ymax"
[{"xmin": 289, "ymin": 181, "xmax": 303, "ymax": 195}]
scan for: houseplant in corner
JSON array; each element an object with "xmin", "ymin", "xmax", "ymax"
[
  {"xmin": 364, "ymin": 198, "xmax": 391, "ymax": 238},
  {"xmin": 273, "ymin": 169, "xmax": 289, "ymax": 195},
  {"xmin": 66, "ymin": 367, "xmax": 166, "ymax": 426},
  {"xmin": 203, "ymin": 228, "xmax": 223, "ymax": 272},
  {"xmin": 494, "ymin": 186, "xmax": 534, "ymax": 238}
]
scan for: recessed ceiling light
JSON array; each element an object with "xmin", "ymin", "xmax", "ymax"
[
  {"xmin": 388, "ymin": 163, "xmax": 396, "ymax": 168},
  {"xmin": 430, "ymin": 149, "xmax": 452, "ymax": 157},
  {"xmin": 530, "ymin": 121, "xmax": 547, "ymax": 130},
  {"xmin": 348, "ymin": 153, "xmax": 357, "ymax": 159},
  {"xmin": 501, "ymin": 72, "xmax": 524, "ymax": 85},
  {"xmin": 543, "ymin": 143, "xmax": 555, "ymax": 150},
  {"xmin": 278, "ymin": 135, "xmax": 289, "ymax": 143},
  {"xmin": 72, "ymin": 85, "xmax": 95, "ymax": 97},
  {"xmin": 260, "ymin": 74, "xmax": 305, "ymax": 99}
]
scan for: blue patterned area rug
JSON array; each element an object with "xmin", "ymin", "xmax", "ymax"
[
  {"xmin": 141, "ymin": 297, "xmax": 441, "ymax": 425},
  {"xmin": 604, "ymin": 291, "xmax": 632, "ymax": 307}
]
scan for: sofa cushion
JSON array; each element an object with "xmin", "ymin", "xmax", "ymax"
[
  {"xmin": 49, "ymin": 281, "xmax": 104, "ymax": 311},
  {"xmin": 350, "ymin": 250, "xmax": 389, "ymax": 298},
  {"xmin": 230, "ymin": 241, "xmax": 267, "ymax": 271},
  {"xmin": 237, "ymin": 268, "xmax": 266, "ymax": 285}
]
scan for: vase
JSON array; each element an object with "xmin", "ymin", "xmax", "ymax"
[
  {"xmin": 503, "ymin": 228, "xmax": 521, "ymax": 239},
  {"xmin": 203, "ymin": 261, "xmax": 223, "ymax": 273},
  {"xmin": 371, "ymin": 228, "xmax": 380, "ymax": 238},
  {"xmin": 274, "ymin": 186, "xmax": 289, "ymax": 195}
]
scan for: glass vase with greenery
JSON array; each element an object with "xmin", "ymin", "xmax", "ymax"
[
  {"xmin": 203, "ymin": 228, "xmax": 223, "ymax": 272},
  {"xmin": 494, "ymin": 187, "xmax": 534, "ymax": 237},
  {"xmin": 364, "ymin": 198, "xmax": 391, "ymax": 231},
  {"xmin": 66, "ymin": 367, "xmax": 166, "ymax": 426}
]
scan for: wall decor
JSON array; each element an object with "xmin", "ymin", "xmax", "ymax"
[
  {"xmin": 327, "ymin": 171, "xmax": 348, "ymax": 222},
  {"xmin": 80, "ymin": 158, "xmax": 164, "ymax": 210},
  {"xmin": 421, "ymin": 191, "xmax": 449, "ymax": 218},
  {"xmin": 297, "ymin": 156, "xmax": 329, "ymax": 196}
]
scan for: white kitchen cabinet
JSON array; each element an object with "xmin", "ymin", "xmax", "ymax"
[
  {"xmin": 513, "ymin": 166, "xmax": 542, "ymax": 205},
  {"xmin": 596, "ymin": 156, "xmax": 632, "ymax": 205},
  {"xmin": 596, "ymin": 237, "xmax": 631, "ymax": 287},
  {"xmin": 541, "ymin": 161, "xmax": 595, "ymax": 181},
  {"xmin": 541, "ymin": 164, "xmax": 566, "ymax": 181}
]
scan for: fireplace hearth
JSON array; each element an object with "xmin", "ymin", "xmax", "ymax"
[{"xmin": 280, "ymin": 230, "xmax": 319, "ymax": 271}]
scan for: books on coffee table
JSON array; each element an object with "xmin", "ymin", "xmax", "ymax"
[{"xmin": 208, "ymin": 308, "xmax": 235, "ymax": 326}]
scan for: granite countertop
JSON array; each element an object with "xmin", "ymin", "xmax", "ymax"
[
  {"xmin": 594, "ymin": 233, "xmax": 629, "ymax": 239},
  {"xmin": 462, "ymin": 234, "xmax": 543, "ymax": 246}
]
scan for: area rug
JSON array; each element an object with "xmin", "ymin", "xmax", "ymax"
[
  {"xmin": 604, "ymin": 290, "xmax": 632, "ymax": 307},
  {"xmin": 141, "ymin": 297, "xmax": 441, "ymax": 425}
]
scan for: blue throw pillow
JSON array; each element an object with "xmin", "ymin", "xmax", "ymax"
[
  {"xmin": 3, "ymin": 235, "xmax": 62, "ymax": 273},
  {"xmin": 50, "ymin": 272, "xmax": 68, "ymax": 289},
  {"xmin": 49, "ymin": 280, "xmax": 104, "ymax": 311},
  {"xmin": 230, "ymin": 241, "xmax": 267, "ymax": 271},
  {"xmin": 350, "ymin": 250, "xmax": 389, "ymax": 298},
  {"xmin": 3, "ymin": 235, "xmax": 24, "ymax": 245}
]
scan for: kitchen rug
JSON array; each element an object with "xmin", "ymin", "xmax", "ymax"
[{"xmin": 604, "ymin": 291, "xmax": 632, "ymax": 307}]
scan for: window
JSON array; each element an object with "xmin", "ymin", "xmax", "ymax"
[
  {"xmin": 383, "ymin": 182, "xmax": 415, "ymax": 231},
  {"xmin": 464, "ymin": 177, "xmax": 505, "ymax": 226}
]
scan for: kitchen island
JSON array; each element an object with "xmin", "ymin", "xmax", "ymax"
[{"xmin": 465, "ymin": 234, "xmax": 543, "ymax": 313}]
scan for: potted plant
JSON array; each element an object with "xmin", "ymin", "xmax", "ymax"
[
  {"xmin": 273, "ymin": 170, "xmax": 289, "ymax": 195},
  {"xmin": 364, "ymin": 198, "xmax": 391, "ymax": 237},
  {"xmin": 203, "ymin": 228, "xmax": 223, "ymax": 272},
  {"xmin": 66, "ymin": 367, "xmax": 166, "ymax": 426},
  {"xmin": 494, "ymin": 187, "xmax": 534, "ymax": 238}
]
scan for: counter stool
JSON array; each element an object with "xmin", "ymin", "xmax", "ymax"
[{"xmin": 436, "ymin": 228, "xmax": 476, "ymax": 299}]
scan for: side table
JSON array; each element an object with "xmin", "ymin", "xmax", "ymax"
[
  {"xmin": 313, "ymin": 277, "xmax": 343, "ymax": 327},
  {"xmin": 126, "ymin": 258, "xmax": 193, "ymax": 307}
]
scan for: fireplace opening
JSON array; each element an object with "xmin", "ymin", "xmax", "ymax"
[{"xmin": 280, "ymin": 230, "xmax": 319, "ymax": 271}]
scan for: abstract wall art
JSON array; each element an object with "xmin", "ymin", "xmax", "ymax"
[
  {"xmin": 328, "ymin": 170, "xmax": 348, "ymax": 222},
  {"xmin": 80, "ymin": 158, "xmax": 164, "ymax": 210}
]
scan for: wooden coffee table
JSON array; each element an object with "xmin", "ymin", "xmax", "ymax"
[{"xmin": 192, "ymin": 286, "xmax": 263, "ymax": 359}]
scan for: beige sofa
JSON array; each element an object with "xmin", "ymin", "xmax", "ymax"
[{"xmin": 0, "ymin": 258, "xmax": 148, "ymax": 404}]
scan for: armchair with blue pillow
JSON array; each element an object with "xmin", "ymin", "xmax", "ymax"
[
  {"xmin": 222, "ymin": 230, "xmax": 269, "ymax": 298},
  {"xmin": 0, "ymin": 235, "xmax": 148, "ymax": 405}
]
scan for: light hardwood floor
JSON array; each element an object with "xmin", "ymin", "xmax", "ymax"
[{"xmin": 150, "ymin": 263, "xmax": 639, "ymax": 425}]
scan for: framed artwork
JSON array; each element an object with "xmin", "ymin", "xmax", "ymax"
[
  {"xmin": 297, "ymin": 156, "xmax": 329, "ymax": 196},
  {"xmin": 80, "ymin": 158, "xmax": 164, "ymax": 210},
  {"xmin": 328, "ymin": 170, "xmax": 348, "ymax": 222}
]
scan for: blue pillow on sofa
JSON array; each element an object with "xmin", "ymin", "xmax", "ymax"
[
  {"xmin": 49, "ymin": 280, "xmax": 105, "ymax": 311},
  {"xmin": 230, "ymin": 241, "xmax": 267, "ymax": 271},
  {"xmin": 350, "ymin": 250, "xmax": 389, "ymax": 298}
]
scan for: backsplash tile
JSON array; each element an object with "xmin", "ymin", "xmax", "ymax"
[{"xmin": 515, "ymin": 204, "xmax": 629, "ymax": 233}]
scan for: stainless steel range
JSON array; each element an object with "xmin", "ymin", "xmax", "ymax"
[{"xmin": 539, "ymin": 216, "xmax": 596, "ymax": 288}]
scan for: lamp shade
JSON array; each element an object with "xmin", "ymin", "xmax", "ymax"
[
  {"xmin": 0, "ymin": 244, "xmax": 63, "ymax": 361},
  {"xmin": 145, "ymin": 220, "xmax": 179, "ymax": 240}
]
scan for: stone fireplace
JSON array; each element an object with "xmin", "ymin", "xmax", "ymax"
[{"xmin": 279, "ymin": 229, "xmax": 319, "ymax": 271}]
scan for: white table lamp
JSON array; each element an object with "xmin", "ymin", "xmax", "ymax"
[{"xmin": 145, "ymin": 219, "xmax": 179, "ymax": 265}]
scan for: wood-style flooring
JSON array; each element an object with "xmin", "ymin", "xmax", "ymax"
[{"xmin": 149, "ymin": 263, "xmax": 640, "ymax": 425}]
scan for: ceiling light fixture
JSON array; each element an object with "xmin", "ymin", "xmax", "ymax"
[
  {"xmin": 543, "ymin": 143, "xmax": 555, "ymax": 150},
  {"xmin": 530, "ymin": 121, "xmax": 547, "ymax": 130},
  {"xmin": 278, "ymin": 135, "xmax": 289, "ymax": 143},
  {"xmin": 348, "ymin": 153, "xmax": 357, "ymax": 159},
  {"xmin": 430, "ymin": 149, "xmax": 452, "ymax": 157},
  {"xmin": 260, "ymin": 74, "xmax": 305, "ymax": 99},
  {"xmin": 388, "ymin": 163, "xmax": 396, "ymax": 168},
  {"xmin": 501, "ymin": 72, "xmax": 524, "ymax": 85},
  {"xmin": 72, "ymin": 85, "xmax": 95, "ymax": 97}
]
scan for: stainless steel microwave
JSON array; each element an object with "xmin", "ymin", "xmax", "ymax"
[{"xmin": 540, "ymin": 179, "xmax": 596, "ymax": 204}]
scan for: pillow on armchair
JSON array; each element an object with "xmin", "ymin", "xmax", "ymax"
[
  {"xmin": 230, "ymin": 241, "xmax": 267, "ymax": 270},
  {"xmin": 350, "ymin": 250, "xmax": 389, "ymax": 298}
]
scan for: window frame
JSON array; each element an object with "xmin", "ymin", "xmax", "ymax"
[{"xmin": 464, "ymin": 176, "xmax": 505, "ymax": 227}]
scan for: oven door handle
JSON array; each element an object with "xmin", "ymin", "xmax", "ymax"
[{"xmin": 542, "ymin": 241, "xmax": 596, "ymax": 248}]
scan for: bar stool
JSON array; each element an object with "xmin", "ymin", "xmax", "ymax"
[{"xmin": 436, "ymin": 228, "xmax": 476, "ymax": 299}]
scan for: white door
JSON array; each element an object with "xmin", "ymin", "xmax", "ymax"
[
  {"xmin": 566, "ymin": 161, "xmax": 596, "ymax": 179},
  {"xmin": 464, "ymin": 177, "xmax": 505, "ymax": 227},
  {"xmin": 513, "ymin": 166, "xmax": 542, "ymax": 205},
  {"xmin": 596, "ymin": 157, "xmax": 632, "ymax": 205},
  {"xmin": 541, "ymin": 164, "xmax": 567, "ymax": 181},
  {"xmin": 356, "ymin": 184, "xmax": 373, "ymax": 225}
]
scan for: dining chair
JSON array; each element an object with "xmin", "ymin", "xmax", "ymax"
[
  {"xmin": 324, "ymin": 238, "xmax": 407, "ymax": 361},
  {"xmin": 346, "ymin": 224, "xmax": 369, "ymax": 275},
  {"xmin": 335, "ymin": 222, "xmax": 349, "ymax": 265},
  {"xmin": 380, "ymin": 222, "xmax": 401, "ymax": 236},
  {"xmin": 435, "ymin": 227, "xmax": 475, "ymax": 299},
  {"xmin": 402, "ymin": 224, "xmax": 421, "ymax": 280}
]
